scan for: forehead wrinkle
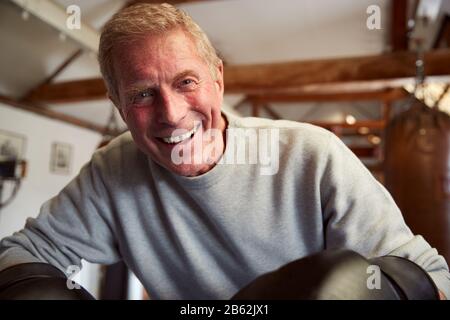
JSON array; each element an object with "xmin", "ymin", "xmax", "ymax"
[{"xmin": 114, "ymin": 30, "xmax": 209, "ymax": 95}]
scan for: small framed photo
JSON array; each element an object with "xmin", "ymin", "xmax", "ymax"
[
  {"xmin": 50, "ymin": 142, "xmax": 72, "ymax": 175},
  {"xmin": 0, "ymin": 129, "xmax": 26, "ymax": 160}
]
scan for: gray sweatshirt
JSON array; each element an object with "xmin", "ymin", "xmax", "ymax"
[{"xmin": 1, "ymin": 111, "xmax": 449, "ymax": 299}]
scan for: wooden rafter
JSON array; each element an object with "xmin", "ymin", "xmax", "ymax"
[
  {"xmin": 26, "ymin": 49, "xmax": 450, "ymax": 103},
  {"xmin": 348, "ymin": 146, "xmax": 378, "ymax": 158},
  {"xmin": 224, "ymin": 49, "xmax": 450, "ymax": 93},
  {"xmin": 381, "ymin": 100, "xmax": 392, "ymax": 122},
  {"xmin": 433, "ymin": 14, "xmax": 450, "ymax": 49},
  {"xmin": 27, "ymin": 78, "xmax": 108, "ymax": 104},
  {"xmin": 0, "ymin": 95, "xmax": 109, "ymax": 134},
  {"xmin": 22, "ymin": 49, "xmax": 84, "ymax": 102},
  {"xmin": 262, "ymin": 105, "xmax": 282, "ymax": 120},
  {"xmin": 248, "ymin": 88, "xmax": 408, "ymax": 104},
  {"xmin": 11, "ymin": 0, "xmax": 99, "ymax": 52},
  {"xmin": 251, "ymin": 101, "xmax": 260, "ymax": 117},
  {"xmin": 232, "ymin": 96, "xmax": 250, "ymax": 110},
  {"xmin": 391, "ymin": 0, "xmax": 408, "ymax": 51},
  {"xmin": 307, "ymin": 120, "xmax": 386, "ymax": 129}
]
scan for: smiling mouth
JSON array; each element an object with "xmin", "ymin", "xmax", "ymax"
[{"xmin": 159, "ymin": 122, "xmax": 201, "ymax": 144}]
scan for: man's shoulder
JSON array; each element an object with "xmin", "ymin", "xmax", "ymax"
[
  {"xmin": 92, "ymin": 131, "xmax": 146, "ymax": 170},
  {"xmin": 98, "ymin": 131, "xmax": 136, "ymax": 152},
  {"xmin": 228, "ymin": 114, "xmax": 333, "ymax": 148},
  {"xmin": 229, "ymin": 113, "xmax": 329, "ymax": 132}
]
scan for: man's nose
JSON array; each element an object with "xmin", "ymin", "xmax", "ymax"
[{"xmin": 157, "ymin": 88, "xmax": 187, "ymax": 126}]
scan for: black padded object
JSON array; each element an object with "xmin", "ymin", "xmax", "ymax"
[
  {"xmin": 0, "ymin": 263, "xmax": 95, "ymax": 300},
  {"xmin": 370, "ymin": 255, "xmax": 439, "ymax": 300},
  {"xmin": 231, "ymin": 249, "xmax": 439, "ymax": 300}
]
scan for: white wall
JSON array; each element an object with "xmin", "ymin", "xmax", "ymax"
[{"xmin": 0, "ymin": 102, "xmax": 103, "ymax": 297}]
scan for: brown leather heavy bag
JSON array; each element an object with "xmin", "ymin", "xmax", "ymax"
[{"xmin": 384, "ymin": 99, "xmax": 450, "ymax": 262}]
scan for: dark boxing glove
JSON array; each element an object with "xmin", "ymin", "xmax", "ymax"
[
  {"xmin": 0, "ymin": 263, "xmax": 95, "ymax": 300},
  {"xmin": 232, "ymin": 249, "xmax": 439, "ymax": 300}
]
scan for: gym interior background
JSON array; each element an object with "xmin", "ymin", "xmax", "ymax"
[{"xmin": 0, "ymin": 0, "xmax": 449, "ymax": 299}]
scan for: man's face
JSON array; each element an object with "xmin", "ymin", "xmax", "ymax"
[{"xmin": 112, "ymin": 29, "xmax": 226, "ymax": 176}]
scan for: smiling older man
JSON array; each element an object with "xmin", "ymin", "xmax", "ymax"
[{"xmin": 0, "ymin": 3, "xmax": 448, "ymax": 300}]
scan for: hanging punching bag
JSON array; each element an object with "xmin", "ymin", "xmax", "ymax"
[{"xmin": 384, "ymin": 98, "xmax": 450, "ymax": 262}]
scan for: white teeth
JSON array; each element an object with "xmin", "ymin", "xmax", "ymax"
[{"xmin": 161, "ymin": 123, "xmax": 200, "ymax": 144}]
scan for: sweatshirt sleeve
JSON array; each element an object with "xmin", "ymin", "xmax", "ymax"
[
  {"xmin": 0, "ymin": 151, "xmax": 121, "ymax": 274},
  {"xmin": 320, "ymin": 133, "xmax": 450, "ymax": 298}
]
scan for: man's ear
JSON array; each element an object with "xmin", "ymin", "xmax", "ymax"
[{"xmin": 215, "ymin": 60, "xmax": 224, "ymax": 95}]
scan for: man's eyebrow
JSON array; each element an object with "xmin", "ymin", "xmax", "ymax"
[
  {"xmin": 123, "ymin": 82, "xmax": 155, "ymax": 95},
  {"xmin": 173, "ymin": 70, "xmax": 200, "ymax": 82},
  {"xmin": 122, "ymin": 70, "xmax": 200, "ymax": 95}
]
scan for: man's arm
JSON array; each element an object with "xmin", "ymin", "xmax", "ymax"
[
  {"xmin": 319, "ymin": 133, "xmax": 450, "ymax": 298},
  {"xmin": 0, "ymin": 150, "xmax": 121, "ymax": 274}
]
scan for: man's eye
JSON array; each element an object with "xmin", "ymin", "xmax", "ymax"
[
  {"xmin": 131, "ymin": 90, "xmax": 154, "ymax": 104},
  {"xmin": 179, "ymin": 79, "xmax": 196, "ymax": 88},
  {"xmin": 139, "ymin": 90, "xmax": 153, "ymax": 98}
]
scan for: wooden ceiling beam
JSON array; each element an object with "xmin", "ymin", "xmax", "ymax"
[
  {"xmin": 307, "ymin": 120, "xmax": 386, "ymax": 129},
  {"xmin": 348, "ymin": 146, "xmax": 378, "ymax": 158},
  {"xmin": 248, "ymin": 88, "xmax": 408, "ymax": 104},
  {"xmin": 27, "ymin": 78, "xmax": 108, "ymax": 104},
  {"xmin": 21, "ymin": 49, "xmax": 84, "ymax": 102},
  {"xmin": 232, "ymin": 96, "xmax": 250, "ymax": 109},
  {"xmin": 391, "ymin": 0, "xmax": 409, "ymax": 51},
  {"xmin": 26, "ymin": 49, "xmax": 450, "ymax": 103},
  {"xmin": 0, "ymin": 95, "xmax": 108, "ymax": 134},
  {"xmin": 224, "ymin": 49, "xmax": 450, "ymax": 93},
  {"xmin": 11, "ymin": 0, "xmax": 99, "ymax": 52},
  {"xmin": 262, "ymin": 105, "xmax": 282, "ymax": 120}
]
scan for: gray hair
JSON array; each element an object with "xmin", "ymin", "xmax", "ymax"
[{"xmin": 98, "ymin": 3, "xmax": 221, "ymax": 103}]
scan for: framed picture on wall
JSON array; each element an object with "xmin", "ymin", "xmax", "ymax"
[
  {"xmin": 0, "ymin": 129, "xmax": 26, "ymax": 160},
  {"xmin": 50, "ymin": 142, "xmax": 72, "ymax": 175}
]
